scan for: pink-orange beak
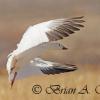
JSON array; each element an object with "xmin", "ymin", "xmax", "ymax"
[{"xmin": 10, "ymin": 72, "xmax": 17, "ymax": 88}]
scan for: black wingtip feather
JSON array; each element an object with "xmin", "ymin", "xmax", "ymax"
[
  {"xmin": 40, "ymin": 66, "xmax": 77, "ymax": 75},
  {"xmin": 46, "ymin": 16, "xmax": 85, "ymax": 41},
  {"xmin": 71, "ymin": 16, "xmax": 84, "ymax": 19}
]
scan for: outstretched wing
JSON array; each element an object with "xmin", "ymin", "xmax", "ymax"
[
  {"xmin": 40, "ymin": 65, "xmax": 77, "ymax": 75},
  {"xmin": 16, "ymin": 16, "xmax": 85, "ymax": 54},
  {"xmin": 9, "ymin": 58, "xmax": 77, "ymax": 82},
  {"xmin": 31, "ymin": 58, "xmax": 77, "ymax": 75},
  {"xmin": 44, "ymin": 16, "xmax": 85, "ymax": 41},
  {"xmin": 39, "ymin": 62, "xmax": 77, "ymax": 75}
]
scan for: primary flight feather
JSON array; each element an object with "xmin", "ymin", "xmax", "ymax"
[{"xmin": 6, "ymin": 16, "xmax": 85, "ymax": 87}]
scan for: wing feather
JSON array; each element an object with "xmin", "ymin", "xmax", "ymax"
[
  {"xmin": 32, "ymin": 58, "xmax": 77, "ymax": 75},
  {"xmin": 44, "ymin": 16, "xmax": 85, "ymax": 41},
  {"xmin": 15, "ymin": 16, "xmax": 85, "ymax": 54},
  {"xmin": 40, "ymin": 63, "xmax": 77, "ymax": 75}
]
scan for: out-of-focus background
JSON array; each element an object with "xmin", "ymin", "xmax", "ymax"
[{"xmin": 0, "ymin": 0, "xmax": 100, "ymax": 100}]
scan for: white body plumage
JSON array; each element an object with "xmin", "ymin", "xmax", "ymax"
[{"xmin": 6, "ymin": 16, "xmax": 85, "ymax": 87}]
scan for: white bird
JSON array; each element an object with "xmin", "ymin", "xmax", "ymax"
[{"xmin": 6, "ymin": 16, "xmax": 85, "ymax": 87}]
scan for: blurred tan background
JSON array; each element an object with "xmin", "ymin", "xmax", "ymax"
[
  {"xmin": 0, "ymin": 0, "xmax": 100, "ymax": 69},
  {"xmin": 0, "ymin": 0, "xmax": 100, "ymax": 100}
]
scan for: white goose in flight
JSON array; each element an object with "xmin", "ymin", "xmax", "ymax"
[{"xmin": 6, "ymin": 16, "xmax": 85, "ymax": 87}]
